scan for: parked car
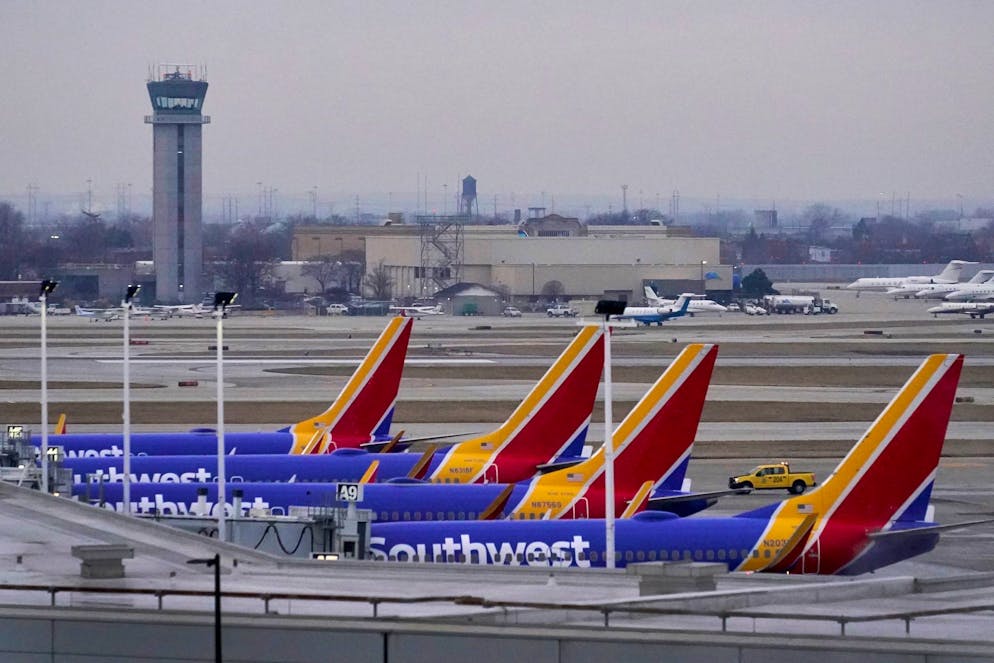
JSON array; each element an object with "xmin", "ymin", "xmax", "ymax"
[
  {"xmin": 502, "ymin": 306, "xmax": 523, "ymax": 317},
  {"xmin": 326, "ymin": 303, "xmax": 349, "ymax": 315},
  {"xmin": 546, "ymin": 304, "xmax": 578, "ymax": 318}
]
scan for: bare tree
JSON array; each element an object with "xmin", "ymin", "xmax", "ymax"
[
  {"xmin": 213, "ymin": 221, "xmax": 282, "ymax": 306},
  {"xmin": 363, "ymin": 260, "xmax": 394, "ymax": 299},
  {"xmin": 541, "ymin": 279, "xmax": 565, "ymax": 300},
  {"xmin": 301, "ymin": 255, "xmax": 340, "ymax": 295}
]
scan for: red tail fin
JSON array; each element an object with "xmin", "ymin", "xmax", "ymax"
[{"xmin": 289, "ymin": 317, "xmax": 413, "ymax": 453}]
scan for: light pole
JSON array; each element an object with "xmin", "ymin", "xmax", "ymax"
[
  {"xmin": 122, "ymin": 284, "xmax": 141, "ymax": 514},
  {"xmin": 187, "ymin": 553, "xmax": 221, "ymax": 663},
  {"xmin": 594, "ymin": 300, "xmax": 627, "ymax": 569},
  {"xmin": 39, "ymin": 279, "xmax": 58, "ymax": 493},
  {"xmin": 213, "ymin": 292, "xmax": 237, "ymax": 541},
  {"xmin": 700, "ymin": 260, "xmax": 707, "ymax": 294}
]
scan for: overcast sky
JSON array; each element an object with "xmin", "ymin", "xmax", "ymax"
[{"xmin": 3, "ymin": 1, "xmax": 993, "ymax": 215}]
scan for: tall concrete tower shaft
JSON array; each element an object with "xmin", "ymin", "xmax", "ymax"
[{"xmin": 145, "ymin": 65, "xmax": 209, "ymax": 303}]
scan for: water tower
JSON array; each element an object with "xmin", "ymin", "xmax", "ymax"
[
  {"xmin": 145, "ymin": 64, "xmax": 209, "ymax": 303},
  {"xmin": 460, "ymin": 175, "xmax": 477, "ymax": 216}
]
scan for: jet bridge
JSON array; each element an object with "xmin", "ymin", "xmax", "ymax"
[{"xmin": 0, "ymin": 425, "xmax": 71, "ymax": 493}]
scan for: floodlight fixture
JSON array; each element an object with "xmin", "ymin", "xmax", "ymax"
[
  {"xmin": 213, "ymin": 291, "xmax": 237, "ymax": 311},
  {"xmin": 39, "ymin": 280, "xmax": 58, "ymax": 297}
]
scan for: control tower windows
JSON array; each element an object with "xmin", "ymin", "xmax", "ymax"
[{"xmin": 153, "ymin": 96, "xmax": 203, "ymax": 111}]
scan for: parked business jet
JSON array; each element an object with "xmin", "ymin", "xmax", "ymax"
[
  {"xmin": 891, "ymin": 270, "xmax": 994, "ymax": 299},
  {"xmin": 76, "ymin": 344, "xmax": 721, "ymax": 521},
  {"xmin": 34, "ymin": 317, "xmax": 414, "ymax": 458},
  {"xmin": 644, "ymin": 286, "xmax": 727, "ymax": 314},
  {"xmin": 944, "ymin": 281, "xmax": 994, "ymax": 302},
  {"xmin": 613, "ymin": 294, "xmax": 691, "ymax": 326},
  {"xmin": 846, "ymin": 260, "xmax": 976, "ymax": 293},
  {"xmin": 927, "ymin": 302, "xmax": 994, "ymax": 319},
  {"xmin": 370, "ymin": 353, "xmax": 969, "ymax": 574},
  {"xmin": 74, "ymin": 305, "xmax": 121, "ymax": 322},
  {"xmin": 389, "ymin": 305, "xmax": 444, "ymax": 317},
  {"xmin": 64, "ymin": 326, "xmax": 606, "ymax": 486}
]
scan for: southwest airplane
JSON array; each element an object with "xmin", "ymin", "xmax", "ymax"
[
  {"xmin": 76, "ymin": 343, "xmax": 720, "ymax": 521},
  {"xmin": 370, "ymin": 353, "xmax": 966, "ymax": 574},
  {"xmin": 613, "ymin": 294, "xmax": 692, "ymax": 326},
  {"xmin": 845, "ymin": 260, "xmax": 976, "ymax": 293},
  {"xmin": 34, "ymin": 316, "xmax": 414, "ymax": 458},
  {"xmin": 64, "ymin": 326, "xmax": 606, "ymax": 486}
]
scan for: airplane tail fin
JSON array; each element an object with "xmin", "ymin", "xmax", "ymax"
[
  {"xmin": 289, "ymin": 316, "xmax": 413, "ymax": 453},
  {"xmin": 935, "ymin": 260, "xmax": 970, "ymax": 282},
  {"xmin": 508, "ymin": 344, "xmax": 717, "ymax": 520},
  {"xmin": 738, "ymin": 354, "xmax": 963, "ymax": 574},
  {"xmin": 643, "ymin": 285, "xmax": 663, "ymax": 305},
  {"xmin": 610, "ymin": 343, "xmax": 717, "ymax": 497},
  {"xmin": 54, "ymin": 413, "xmax": 67, "ymax": 435},
  {"xmin": 427, "ymin": 325, "xmax": 605, "ymax": 484}
]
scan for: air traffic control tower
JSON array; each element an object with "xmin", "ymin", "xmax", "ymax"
[{"xmin": 145, "ymin": 65, "xmax": 209, "ymax": 303}]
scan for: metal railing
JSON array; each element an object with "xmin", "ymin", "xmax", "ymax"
[{"xmin": 2, "ymin": 581, "xmax": 993, "ymax": 636}]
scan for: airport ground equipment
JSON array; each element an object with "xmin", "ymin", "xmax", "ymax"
[{"xmin": 728, "ymin": 462, "xmax": 816, "ymax": 494}]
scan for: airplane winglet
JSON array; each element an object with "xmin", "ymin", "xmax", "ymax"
[
  {"xmin": 478, "ymin": 484, "xmax": 516, "ymax": 520},
  {"xmin": 406, "ymin": 445, "xmax": 438, "ymax": 480},
  {"xmin": 54, "ymin": 413, "xmax": 67, "ymax": 435},
  {"xmin": 378, "ymin": 429, "xmax": 406, "ymax": 454},
  {"xmin": 359, "ymin": 460, "xmax": 380, "ymax": 484},
  {"xmin": 620, "ymin": 481, "xmax": 655, "ymax": 518}
]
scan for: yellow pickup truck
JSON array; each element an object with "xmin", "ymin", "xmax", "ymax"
[{"xmin": 728, "ymin": 462, "xmax": 816, "ymax": 494}]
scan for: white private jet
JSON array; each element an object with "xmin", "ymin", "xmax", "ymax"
[
  {"xmin": 389, "ymin": 305, "xmax": 444, "ymax": 318},
  {"xmin": 927, "ymin": 302, "xmax": 994, "ymax": 319},
  {"xmin": 945, "ymin": 282, "xmax": 994, "ymax": 302},
  {"xmin": 74, "ymin": 305, "xmax": 121, "ymax": 322},
  {"xmin": 644, "ymin": 286, "xmax": 727, "ymax": 315},
  {"xmin": 152, "ymin": 303, "xmax": 209, "ymax": 318},
  {"xmin": 900, "ymin": 270, "xmax": 994, "ymax": 299},
  {"xmin": 846, "ymin": 260, "xmax": 977, "ymax": 294}
]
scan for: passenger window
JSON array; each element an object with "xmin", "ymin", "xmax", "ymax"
[
  {"xmin": 694, "ymin": 550, "xmax": 703, "ymax": 561},
  {"xmin": 637, "ymin": 551, "xmax": 645, "ymax": 561},
  {"xmin": 729, "ymin": 549, "xmax": 738, "ymax": 559},
  {"xmin": 625, "ymin": 551, "xmax": 633, "ymax": 562},
  {"xmin": 414, "ymin": 512, "xmax": 421, "ymax": 521},
  {"xmin": 458, "ymin": 512, "xmax": 465, "ymax": 519},
  {"xmin": 516, "ymin": 553, "xmax": 524, "ymax": 562},
  {"xmin": 447, "ymin": 512, "xmax": 455, "ymax": 520},
  {"xmin": 683, "ymin": 550, "xmax": 692, "ymax": 561},
  {"xmin": 589, "ymin": 551, "xmax": 599, "ymax": 562},
  {"xmin": 764, "ymin": 549, "xmax": 771, "ymax": 558},
  {"xmin": 391, "ymin": 511, "xmax": 399, "ymax": 521},
  {"xmin": 648, "ymin": 550, "xmax": 656, "ymax": 561},
  {"xmin": 706, "ymin": 550, "xmax": 714, "ymax": 561},
  {"xmin": 718, "ymin": 549, "xmax": 726, "ymax": 560},
  {"xmin": 403, "ymin": 512, "xmax": 410, "ymax": 521}
]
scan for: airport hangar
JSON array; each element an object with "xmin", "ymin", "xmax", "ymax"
[{"xmin": 291, "ymin": 216, "xmax": 729, "ymax": 307}]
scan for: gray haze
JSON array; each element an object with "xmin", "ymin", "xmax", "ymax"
[{"xmin": 2, "ymin": 0, "xmax": 993, "ymax": 216}]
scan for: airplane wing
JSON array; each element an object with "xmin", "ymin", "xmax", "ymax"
[
  {"xmin": 867, "ymin": 518, "xmax": 994, "ymax": 539},
  {"xmin": 360, "ymin": 430, "xmax": 479, "ymax": 452},
  {"xmin": 646, "ymin": 487, "xmax": 751, "ymax": 509}
]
